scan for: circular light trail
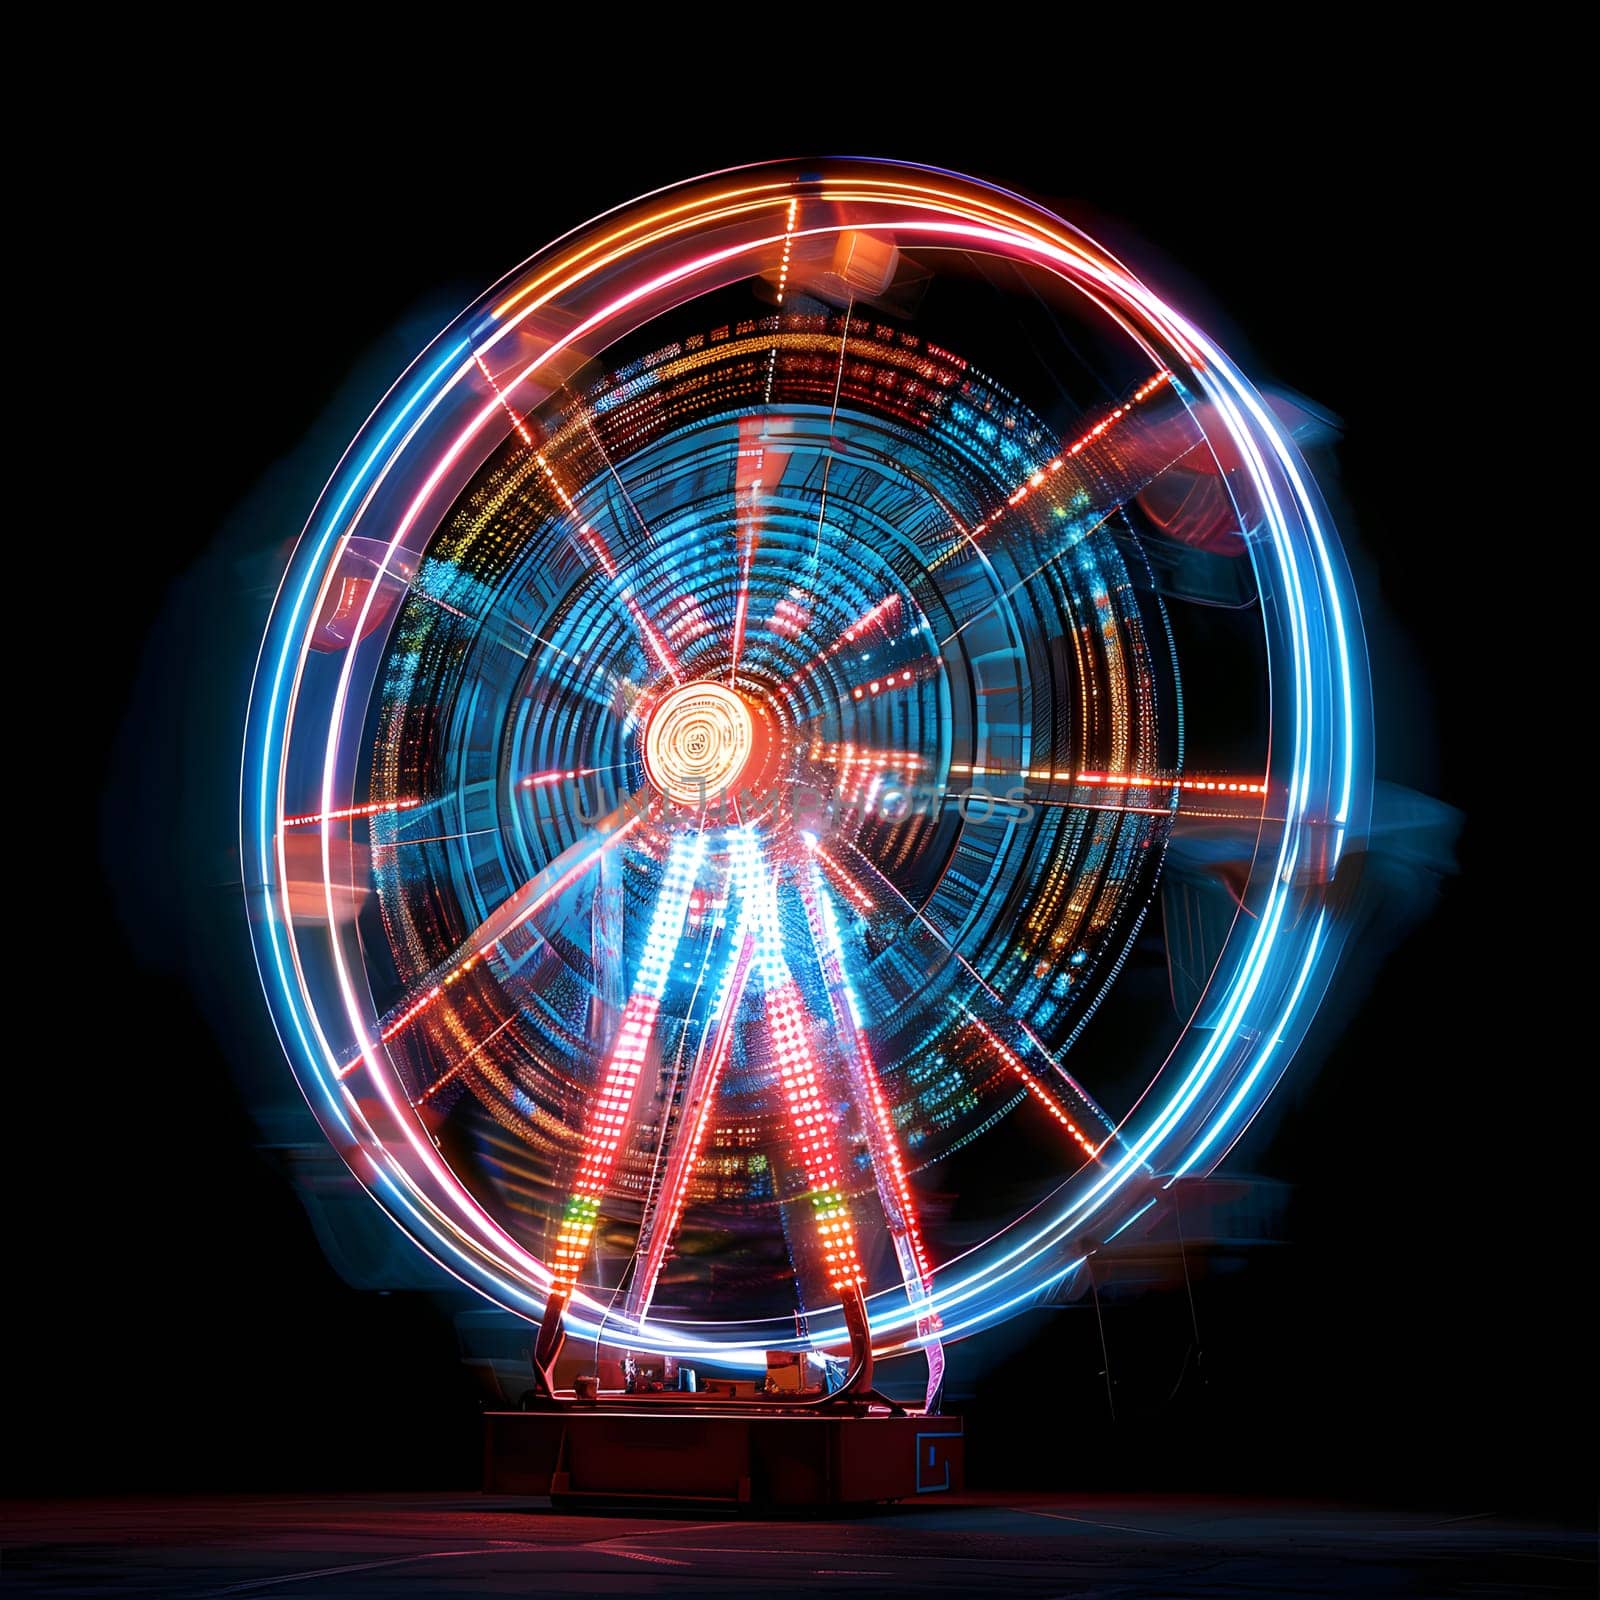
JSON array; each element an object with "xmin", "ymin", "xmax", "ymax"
[
  {"xmin": 241, "ymin": 160, "xmax": 1371, "ymax": 1377},
  {"xmin": 643, "ymin": 682, "xmax": 757, "ymax": 808}
]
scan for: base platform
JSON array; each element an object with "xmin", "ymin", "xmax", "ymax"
[{"xmin": 484, "ymin": 1406, "xmax": 963, "ymax": 1508}]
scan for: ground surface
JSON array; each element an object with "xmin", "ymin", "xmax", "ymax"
[{"xmin": 2, "ymin": 1492, "xmax": 1591, "ymax": 1596}]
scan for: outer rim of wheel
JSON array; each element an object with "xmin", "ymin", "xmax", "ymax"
[{"xmin": 241, "ymin": 158, "xmax": 1371, "ymax": 1366}]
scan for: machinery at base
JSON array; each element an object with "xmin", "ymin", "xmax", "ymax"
[{"xmin": 494, "ymin": 1303, "xmax": 959, "ymax": 1508}]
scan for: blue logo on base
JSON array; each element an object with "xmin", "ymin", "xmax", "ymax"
[{"xmin": 915, "ymin": 1431, "xmax": 961, "ymax": 1493}]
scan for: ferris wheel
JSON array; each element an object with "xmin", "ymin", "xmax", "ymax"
[{"xmin": 243, "ymin": 160, "xmax": 1369, "ymax": 1422}]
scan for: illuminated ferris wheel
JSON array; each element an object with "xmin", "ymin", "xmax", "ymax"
[{"xmin": 244, "ymin": 160, "xmax": 1369, "ymax": 1417}]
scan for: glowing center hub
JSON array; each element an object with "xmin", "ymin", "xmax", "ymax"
[{"xmin": 643, "ymin": 682, "xmax": 757, "ymax": 806}]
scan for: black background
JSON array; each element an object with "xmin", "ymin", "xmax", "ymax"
[{"xmin": 15, "ymin": 69, "xmax": 1586, "ymax": 1514}]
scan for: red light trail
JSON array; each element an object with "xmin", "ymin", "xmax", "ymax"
[
  {"xmin": 963, "ymin": 1015, "xmax": 1100, "ymax": 1158},
  {"xmin": 280, "ymin": 798, "xmax": 423, "ymax": 828}
]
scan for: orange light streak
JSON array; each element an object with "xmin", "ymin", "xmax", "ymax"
[
  {"xmin": 965, "ymin": 1016, "xmax": 1099, "ymax": 1157},
  {"xmin": 808, "ymin": 839, "xmax": 877, "ymax": 915},
  {"xmin": 965, "ymin": 373, "xmax": 1172, "ymax": 543},
  {"xmin": 280, "ymin": 798, "xmax": 422, "ymax": 828}
]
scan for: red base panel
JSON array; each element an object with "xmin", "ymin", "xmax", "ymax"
[{"xmin": 484, "ymin": 1407, "xmax": 964, "ymax": 1508}]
